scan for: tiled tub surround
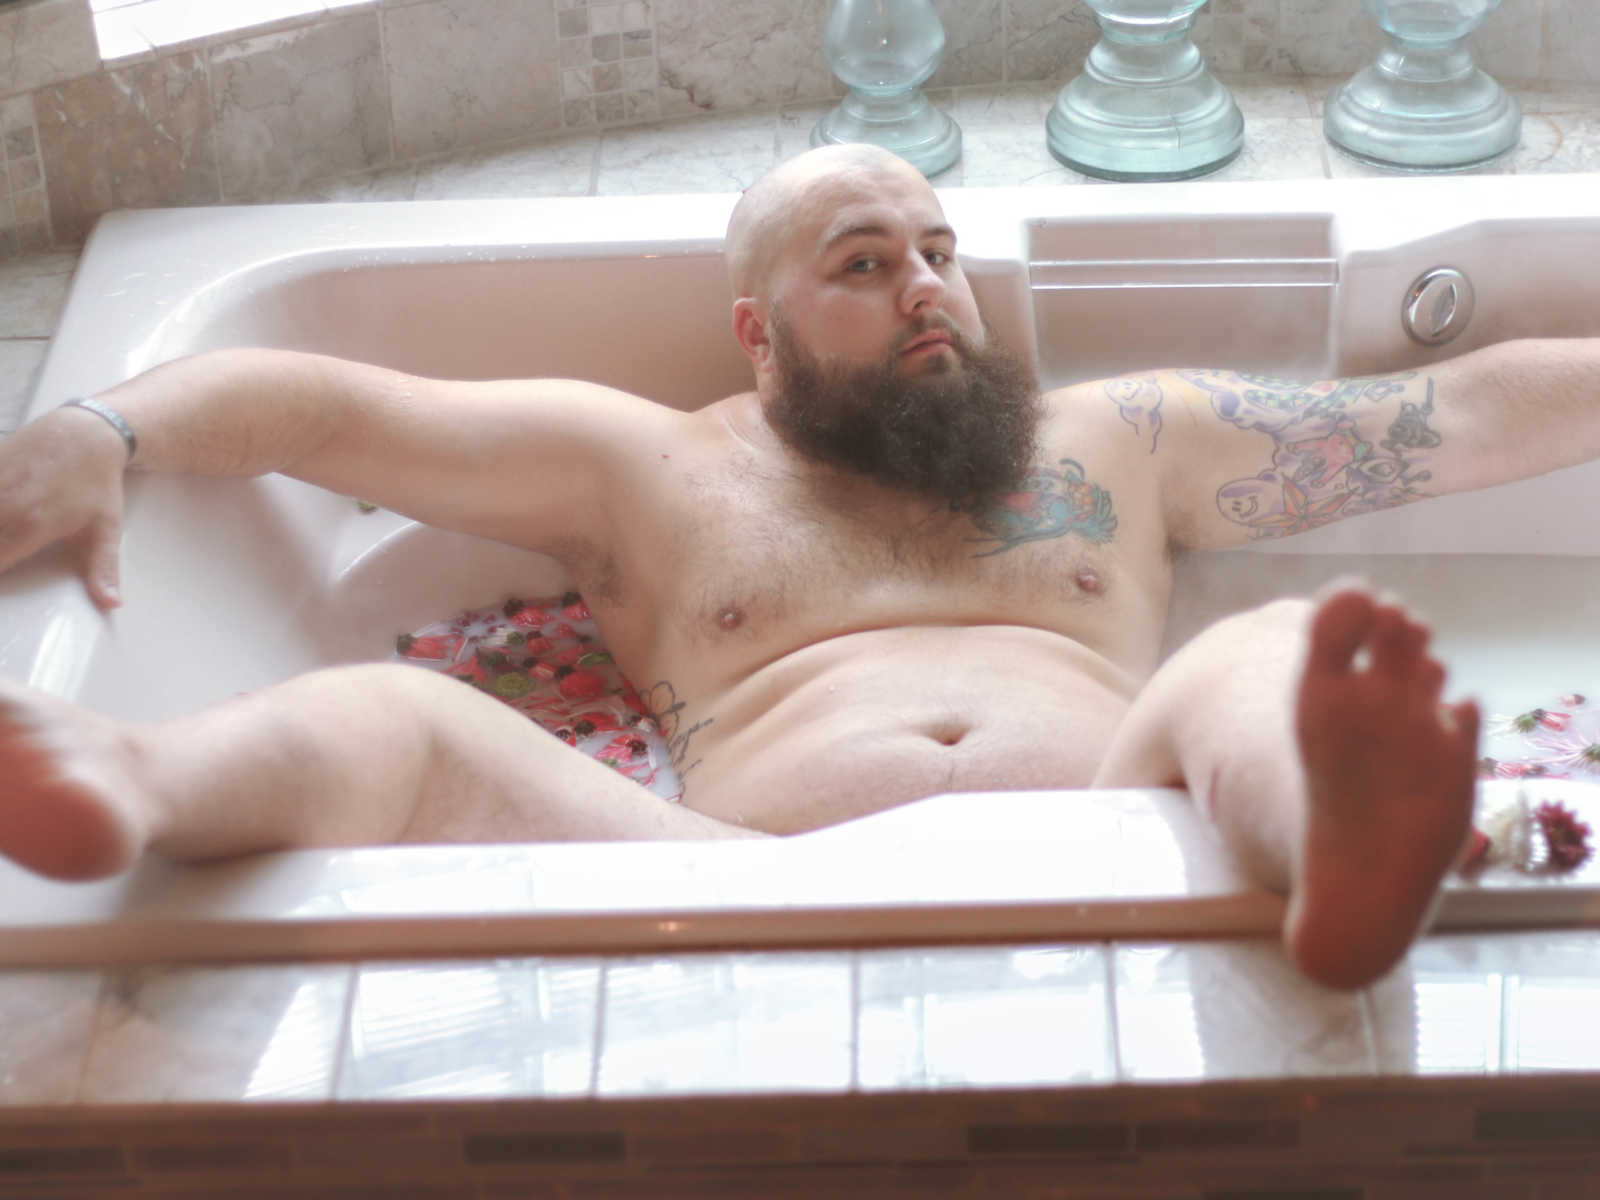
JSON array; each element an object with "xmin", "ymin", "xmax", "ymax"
[
  {"xmin": 0, "ymin": 72, "xmax": 1598, "ymax": 1200},
  {"xmin": 0, "ymin": 0, "xmax": 1598, "ymax": 253}
]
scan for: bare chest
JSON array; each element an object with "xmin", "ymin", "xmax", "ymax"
[{"xmin": 654, "ymin": 458, "xmax": 1129, "ymax": 650}]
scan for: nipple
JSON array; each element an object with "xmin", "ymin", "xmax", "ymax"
[
  {"xmin": 1074, "ymin": 567, "xmax": 1104, "ymax": 596},
  {"xmin": 717, "ymin": 607, "xmax": 745, "ymax": 632}
]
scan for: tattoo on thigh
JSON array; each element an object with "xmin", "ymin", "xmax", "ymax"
[
  {"xmin": 968, "ymin": 458, "xmax": 1118, "ymax": 557},
  {"xmin": 1181, "ymin": 369, "xmax": 1440, "ymax": 538},
  {"xmin": 644, "ymin": 680, "xmax": 713, "ymax": 778}
]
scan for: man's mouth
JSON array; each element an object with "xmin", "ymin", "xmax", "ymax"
[{"xmin": 900, "ymin": 329, "xmax": 954, "ymax": 357}]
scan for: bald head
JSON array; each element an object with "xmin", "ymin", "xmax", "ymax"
[{"xmin": 726, "ymin": 144, "xmax": 932, "ymax": 302}]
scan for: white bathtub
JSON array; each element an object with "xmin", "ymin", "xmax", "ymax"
[{"xmin": 2, "ymin": 177, "xmax": 1599, "ymax": 966}]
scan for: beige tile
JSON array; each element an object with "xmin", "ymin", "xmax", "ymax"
[
  {"xmin": 36, "ymin": 52, "xmax": 220, "ymax": 246},
  {"xmin": 271, "ymin": 162, "xmax": 420, "ymax": 203},
  {"xmin": 952, "ymin": 82, "xmax": 1057, "ymax": 132},
  {"xmin": 384, "ymin": 0, "xmax": 563, "ymax": 161},
  {"xmin": 211, "ymin": 11, "xmax": 393, "ymax": 201},
  {"xmin": 1114, "ymin": 940, "xmax": 1376, "ymax": 1081},
  {"xmin": 1543, "ymin": 0, "xmax": 1600, "ymax": 84},
  {"xmin": 1477, "ymin": 0, "xmax": 1544, "ymax": 85},
  {"xmin": 857, "ymin": 944, "xmax": 1114, "ymax": 1089},
  {"xmin": 1203, "ymin": 117, "xmax": 1329, "ymax": 183},
  {"xmin": 961, "ymin": 125, "xmax": 1083, "ymax": 188},
  {"xmin": 340, "ymin": 958, "xmax": 600, "ymax": 1099},
  {"xmin": 1003, "ymin": 0, "xmax": 1099, "ymax": 84},
  {"xmin": 1195, "ymin": 0, "xmax": 1293, "ymax": 76},
  {"xmin": 654, "ymin": 0, "xmax": 836, "ymax": 120},
  {"xmin": 0, "ymin": 970, "xmax": 102, "ymax": 1104},
  {"xmin": 79, "ymin": 964, "xmax": 352, "ymax": 1102},
  {"xmin": 928, "ymin": 0, "xmax": 1005, "ymax": 91},
  {"xmin": 412, "ymin": 133, "xmax": 598, "ymax": 200},
  {"xmin": 0, "ymin": 0, "xmax": 101, "ymax": 96},
  {"xmin": 598, "ymin": 952, "xmax": 852, "ymax": 1095},
  {"xmin": 0, "ymin": 250, "xmax": 78, "ymax": 338},
  {"xmin": 0, "ymin": 337, "xmax": 48, "ymax": 429},
  {"xmin": 596, "ymin": 111, "xmax": 776, "ymax": 194},
  {"xmin": 1221, "ymin": 72, "xmax": 1318, "ymax": 120},
  {"xmin": 1277, "ymin": 0, "xmax": 1382, "ymax": 77}
]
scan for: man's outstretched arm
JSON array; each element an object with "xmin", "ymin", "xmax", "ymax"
[
  {"xmin": 0, "ymin": 348, "xmax": 669, "ymax": 607},
  {"xmin": 1089, "ymin": 337, "xmax": 1600, "ymax": 551}
]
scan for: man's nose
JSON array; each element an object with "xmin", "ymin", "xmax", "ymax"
[{"xmin": 901, "ymin": 254, "xmax": 946, "ymax": 314}]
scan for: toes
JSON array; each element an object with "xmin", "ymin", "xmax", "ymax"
[
  {"xmin": 1369, "ymin": 602, "xmax": 1433, "ymax": 677},
  {"xmin": 1306, "ymin": 587, "xmax": 1377, "ymax": 675}
]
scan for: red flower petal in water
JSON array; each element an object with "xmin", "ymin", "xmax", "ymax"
[{"xmin": 1534, "ymin": 801, "xmax": 1593, "ymax": 871}]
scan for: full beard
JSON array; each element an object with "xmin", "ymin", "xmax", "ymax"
[{"xmin": 763, "ymin": 309, "xmax": 1044, "ymax": 513}]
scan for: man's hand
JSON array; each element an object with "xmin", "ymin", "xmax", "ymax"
[{"xmin": 0, "ymin": 406, "xmax": 130, "ymax": 610}]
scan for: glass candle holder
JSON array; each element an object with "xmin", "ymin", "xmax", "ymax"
[
  {"xmin": 812, "ymin": 0, "xmax": 962, "ymax": 177},
  {"xmin": 1046, "ymin": 0, "xmax": 1243, "ymax": 181},
  {"xmin": 1324, "ymin": 0, "xmax": 1520, "ymax": 171}
]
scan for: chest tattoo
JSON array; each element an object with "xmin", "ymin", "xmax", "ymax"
[{"xmin": 967, "ymin": 457, "xmax": 1119, "ymax": 558}]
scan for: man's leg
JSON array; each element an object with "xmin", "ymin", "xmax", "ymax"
[
  {"xmin": 1093, "ymin": 585, "xmax": 1480, "ymax": 991},
  {"xmin": 0, "ymin": 663, "xmax": 759, "ymax": 881}
]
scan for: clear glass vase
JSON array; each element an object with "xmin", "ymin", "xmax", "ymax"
[
  {"xmin": 1045, "ymin": 0, "xmax": 1243, "ymax": 181},
  {"xmin": 812, "ymin": 0, "xmax": 962, "ymax": 177},
  {"xmin": 1323, "ymin": 0, "xmax": 1521, "ymax": 171}
]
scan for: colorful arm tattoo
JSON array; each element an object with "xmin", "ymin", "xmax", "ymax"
[
  {"xmin": 1178, "ymin": 369, "xmax": 1439, "ymax": 538},
  {"xmin": 969, "ymin": 457, "xmax": 1118, "ymax": 557}
]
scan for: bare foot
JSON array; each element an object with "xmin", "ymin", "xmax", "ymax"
[
  {"xmin": 1285, "ymin": 587, "xmax": 1481, "ymax": 990},
  {"xmin": 0, "ymin": 679, "xmax": 151, "ymax": 880}
]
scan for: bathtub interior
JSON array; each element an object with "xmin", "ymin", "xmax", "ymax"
[{"xmin": 2, "ymin": 181, "xmax": 1600, "ymax": 963}]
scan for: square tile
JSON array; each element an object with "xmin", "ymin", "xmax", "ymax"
[
  {"xmin": 654, "ymin": 0, "xmax": 835, "ymax": 119},
  {"xmin": 598, "ymin": 952, "xmax": 852, "ymax": 1094},
  {"xmin": 210, "ymin": 12, "xmax": 393, "ymax": 201},
  {"xmin": 412, "ymin": 133, "xmax": 598, "ymax": 199},
  {"xmin": 0, "ymin": 337, "xmax": 48, "ymax": 430},
  {"xmin": 340, "ymin": 958, "xmax": 600, "ymax": 1099},
  {"xmin": 0, "ymin": 970, "xmax": 102, "ymax": 1103},
  {"xmin": 1373, "ymin": 931, "xmax": 1600, "ymax": 1076},
  {"xmin": 857, "ymin": 944, "xmax": 1114, "ymax": 1088},
  {"xmin": 596, "ymin": 111, "xmax": 776, "ymax": 194},
  {"xmin": 384, "ymin": 0, "xmax": 563, "ymax": 160},
  {"xmin": 36, "ymin": 51, "xmax": 220, "ymax": 245},
  {"xmin": 0, "ymin": 0, "xmax": 101, "ymax": 94},
  {"xmin": 79, "ymin": 964, "xmax": 352, "ymax": 1102}
]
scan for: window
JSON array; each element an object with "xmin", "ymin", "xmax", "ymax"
[{"xmin": 90, "ymin": 0, "xmax": 374, "ymax": 62}]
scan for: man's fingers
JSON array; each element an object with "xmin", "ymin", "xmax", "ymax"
[{"xmin": 77, "ymin": 516, "xmax": 124, "ymax": 610}]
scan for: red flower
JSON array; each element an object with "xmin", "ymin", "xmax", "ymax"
[
  {"xmin": 557, "ymin": 667, "xmax": 607, "ymax": 703},
  {"xmin": 1535, "ymin": 802, "xmax": 1593, "ymax": 871}
]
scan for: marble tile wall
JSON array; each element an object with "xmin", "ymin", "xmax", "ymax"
[{"xmin": 0, "ymin": 0, "xmax": 1592, "ymax": 256}]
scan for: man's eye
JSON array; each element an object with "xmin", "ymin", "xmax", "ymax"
[
  {"xmin": 924, "ymin": 250, "xmax": 950, "ymax": 267},
  {"xmin": 845, "ymin": 257, "xmax": 878, "ymax": 273}
]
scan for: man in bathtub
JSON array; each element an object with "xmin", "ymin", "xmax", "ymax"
[{"xmin": 2, "ymin": 143, "xmax": 1594, "ymax": 992}]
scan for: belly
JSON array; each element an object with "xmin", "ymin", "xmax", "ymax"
[{"xmin": 681, "ymin": 625, "xmax": 1138, "ymax": 834}]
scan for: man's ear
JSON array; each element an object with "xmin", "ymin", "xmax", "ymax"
[{"xmin": 732, "ymin": 297, "xmax": 773, "ymax": 371}]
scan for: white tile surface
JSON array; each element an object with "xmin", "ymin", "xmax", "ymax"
[
  {"xmin": 1372, "ymin": 931, "xmax": 1600, "ymax": 1076},
  {"xmin": 598, "ymin": 951, "xmax": 853, "ymax": 1094},
  {"xmin": 857, "ymin": 943, "xmax": 1114, "ymax": 1088},
  {"xmin": 78, "ymin": 964, "xmax": 352, "ymax": 1101},
  {"xmin": 1115, "ymin": 940, "xmax": 1376, "ymax": 1081},
  {"xmin": 0, "ymin": 970, "xmax": 101, "ymax": 1104},
  {"xmin": 339, "ymin": 957, "xmax": 600, "ymax": 1098}
]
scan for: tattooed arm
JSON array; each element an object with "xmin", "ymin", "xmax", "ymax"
[{"xmin": 1102, "ymin": 338, "xmax": 1600, "ymax": 551}]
